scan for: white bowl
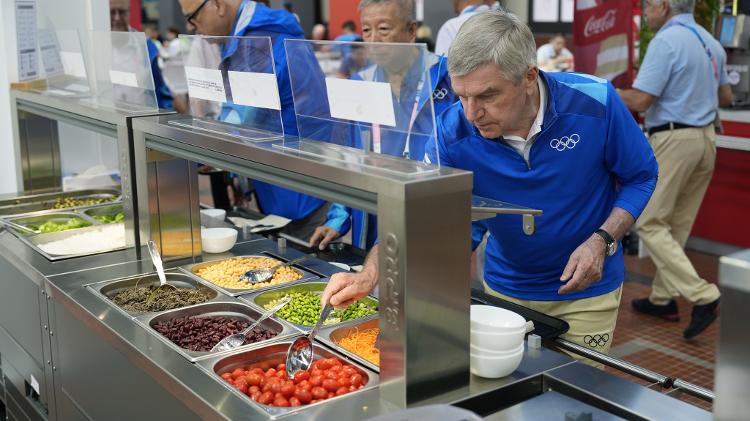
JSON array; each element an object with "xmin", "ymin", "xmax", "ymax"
[
  {"xmin": 470, "ymin": 305, "xmax": 526, "ymax": 332},
  {"xmin": 471, "ymin": 328, "xmax": 525, "ymax": 352},
  {"xmin": 470, "ymin": 342, "xmax": 524, "ymax": 357},
  {"xmin": 201, "ymin": 227, "xmax": 237, "ymax": 253},
  {"xmin": 470, "ymin": 346, "xmax": 524, "ymax": 378},
  {"xmin": 200, "ymin": 208, "xmax": 226, "ymax": 228}
]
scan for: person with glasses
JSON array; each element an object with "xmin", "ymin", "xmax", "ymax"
[
  {"xmin": 109, "ymin": 0, "xmax": 187, "ymax": 113},
  {"xmin": 618, "ymin": 0, "xmax": 732, "ymax": 339},
  {"xmin": 178, "ymin": 0, "xmax": 330, "ymax": 241}
]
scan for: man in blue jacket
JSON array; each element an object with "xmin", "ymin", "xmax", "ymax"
[
  {"xmin": 308, "ymin": 0, "xmax": 457, "ymax": 250},
  {"xmin": 322, "ymin": 11, "xmax": 658, "ymax": 356},
  {"xmin": 179, "ymin": 0, "xmax": 329, "ymax": 240}
]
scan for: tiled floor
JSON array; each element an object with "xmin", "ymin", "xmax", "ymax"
[{"xmin": 609, "ymin": 250, "xmax": 720, "ymax": 411}]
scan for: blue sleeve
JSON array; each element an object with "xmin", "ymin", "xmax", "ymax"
[
  {"xmin": 633, "ymin": 37, "xmax": 673, "ymax": 97},
  {"xmin": 471, "ymin": 220, "xmax": 488, "ymax": 251},
  {"xmin": 147, "ymin": 39, "xmax": 174, "ymax": 110},
  {"xmin": 605, "ymin": 82, "xmax": 659, "ymax": 219},
  {"xmin": 424, "ymin": 112, "xmax": 453, "ymax": 167},
  {"xmin": 324, "ymin": 203, "xmax": 352, "ymax": 235}
]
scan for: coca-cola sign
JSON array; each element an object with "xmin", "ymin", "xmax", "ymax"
[{"xmin": 584, "ymin": 10, "xmax": 617, "ymax": 37}]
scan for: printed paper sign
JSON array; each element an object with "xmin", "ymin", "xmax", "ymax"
[
  {"xmin": 325, "ymin": 78, "xmax": 396, "ymax": 127},
  {"xmin": 60, "ymin": 51, "xmax": 87, "ymax": 78},
  {"xmin": 184, "ymin": 66, "xmax": 226, "ymax": 102},
  {"xmin": 38, "ymin": 30, "xmax": 63, "ymax": 76},
  {"xmin": 109, "ymin": 70, "xmax": 139, "ymax": 88},
  {"xmin": 227, "ymin": 71, "xmax": 281, "ymax": 110},
  {"xmin": 15, "ymin": 0, "xmax": 38, "ymax": 81}
]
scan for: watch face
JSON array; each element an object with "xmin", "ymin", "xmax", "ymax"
[{"xmin": 607, "ymin": 242, "xmax": 618, "ymax": 256}]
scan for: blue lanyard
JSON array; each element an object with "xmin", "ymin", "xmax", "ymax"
[{"xmin": 668, "ymin": 21, "xmax": 719, "ymax": 82}]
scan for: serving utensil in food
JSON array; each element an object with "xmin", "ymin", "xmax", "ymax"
[
  {"xmin": 285, "ymin": 303, "xmax": 333, "ymax": 379},
  {"xmin": 240, "ymin": 255, "xmax": 313, "ymax": 285},
  {"xmin": 147, "ymin": 240, "xmax": 168, "ymax": 287},
  {"xmin": 210, "ymin": 297, "xmax": 291, "ymax": 352}
]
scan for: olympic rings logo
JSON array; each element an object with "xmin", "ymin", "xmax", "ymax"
[
  {"xmin": 583, "ymin": 333, "xmax": 609, "ymax": 348},
  {"xmin": 549, "ymin": 134, "xmax": 580, "ymax": 151},
  {"xmin": 433, "ymin": 88, "xmax": 448, "ymax": 100}
]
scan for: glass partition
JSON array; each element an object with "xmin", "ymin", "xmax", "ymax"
[
  {"xmin": 169, "ymin": 35, "xmax": 284, "ymax": 142},
  {"xmin": 84, "ymin": 31, "xmax": 158, "ymax": 113},
  {"xmin": 36, "ymin": 29, "xmax": 91, "ymax": 97},
  {"xmin": 284, "ymin": 39, "xmax": 440, "ymax": 175}
]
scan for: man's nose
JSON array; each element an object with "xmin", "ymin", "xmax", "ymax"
[{"xmin": 464, "ymin": 98, "xmax": 482, "ymax": 122}]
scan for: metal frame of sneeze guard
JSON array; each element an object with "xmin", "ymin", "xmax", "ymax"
[
  {"xmin": 83, "ymin": 31, "xmax": 158, "ymax": 113},
  {"xmin": 168, "ymin": 34, "xmax": 285, "ymax": 142},
  {"xmin": 131, "ymin": 114, "xmax": 473, "ymax": 409},
  {"xmin": 35, "ymin": 29, "xmax": 92, "ymax": 98},
  {"xmin": 283, "ymin": 39, "xmax": 442, "ymax": 176}
]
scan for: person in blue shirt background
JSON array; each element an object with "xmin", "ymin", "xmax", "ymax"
[
  {"xmin": 333, "ymin": 20, "xmax": 360, "ymax": 59},
  {"xmin": 322, "ymin": 11, "xmax": 658, "ymax": 359},
  {"xmin": 179, "ymin": 0, "xmax": 330, "ymax": 240},
  {"xmin": 308, "ymin": 0, "xmax": 458, "ymax": 251},
  {"xmin": 618, "ymin": 0, "xmax": 732, "ymax": 339}
]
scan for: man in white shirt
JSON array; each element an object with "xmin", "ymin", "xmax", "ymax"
[
  {"xmin": 537, "ymin": 34, "xmax": 574, "ymax": 72},
  {"xmin": 435, "ymin": 0, "xmax": 491, "ymax": 55}
]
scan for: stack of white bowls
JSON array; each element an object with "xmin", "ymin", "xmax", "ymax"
[{"xmin": 470, "ymin": 305, "xmax": 526, "ymax": 378}]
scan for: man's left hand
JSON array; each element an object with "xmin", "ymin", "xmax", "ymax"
[{"xmin": 559, "ymin": 234, "xmax": 607, "ymax": 294}]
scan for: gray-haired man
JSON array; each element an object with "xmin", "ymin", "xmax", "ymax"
[{"xmin": 323, "ymin": 11, "xmax": 659, "ymax": 359}]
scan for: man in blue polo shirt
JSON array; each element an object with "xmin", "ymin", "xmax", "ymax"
[
  {"xmin": 618, "ymin": 0, "xmax": 732, "ymax": 339},
  {"xmin": 179, "ymin": 0, "xmax": 329, "ymax": 240},
  {"xmin": 322, "ymin": 11, "xmax": 658, "ymax": 356},
  {"xmin": 308, "ymin": 0, "xmax": 457, "ymax": 251}
]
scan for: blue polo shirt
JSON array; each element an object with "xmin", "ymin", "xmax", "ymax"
[
  {"xmin": 426, "ymin": 72, "xmax": 658, "ymax": 301},
  {"xmin": 634, "ymin": 14, "xmax": 729, "ymax": 129}
]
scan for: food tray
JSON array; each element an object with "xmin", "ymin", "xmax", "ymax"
[
  {"xmin": 244, "ymin": 281, "xmax": 378, "ymax": 332},
  {"xmin": 87, "ymin": 271, "xmax": 222, "ymax": 318},
  {"xmin": 10, "ymin": 222, "xmax": 128, "ymax": 261},
  {"xmin": 83, "ymin": 204, "xmax": 124, "ymax": 223},
  {"xmin": 3, "ymin": 210, "xmax": 97, "ymax": 235},
  {"xmin": 0, "ymin": 188, "xmax": 121, "ymax": 216},
  {"xmin": 183, "ymin": 254, "xmax": 320, "ymax": 297},
  {"xmin": 196, "ymin": 339, "xmax": 379, "ymax": 418},
  {"xmin": 318, "ymin": 318, "xmax": 379, "ymax": 373},
  {"xmin": 135, "ymin": 301, "xmax": 297, "ymax": 362}
]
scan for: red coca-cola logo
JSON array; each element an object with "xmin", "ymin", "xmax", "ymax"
[{"xmin": 584, "ymin": 9, "xmax": 617, "ymax": 37}]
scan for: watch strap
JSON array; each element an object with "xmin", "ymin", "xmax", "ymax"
[{"xmin": 595, "ymin": 228, "xmax": 615, "ymax": 250}]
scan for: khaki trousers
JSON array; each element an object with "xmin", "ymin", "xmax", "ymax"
[
  {"xmin": 635, "ymin": 126, "xmax": 720, "ymax": 306},
  {"xmin": 483, "ymin": 282, "xmax": 622, "ymax": 365}
]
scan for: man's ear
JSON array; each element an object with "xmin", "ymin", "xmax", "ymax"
[{"xmin": 526, "ymin": 66, "xmax": 539, "ymax": 93}]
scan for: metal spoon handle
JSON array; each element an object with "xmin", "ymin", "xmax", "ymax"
[
  {"xmin": 241, "ymin": 297, "xmax": 291, "ymax": 335},
  {"xmin": 271, "ymin": 255, "xmax": 313, "ymax": 271},
  {"xmin": 308, "ymin": 304, "xmax": 333, "ymax": 342},
  {"xmin": 147, "ymin": 240, "xmax": 167, "ymax": 287}
]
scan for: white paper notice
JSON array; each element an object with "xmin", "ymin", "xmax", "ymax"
[
  {"xmin": 60, "ymin": 51, "xmax": 87, "ymax": 78},
  {"xmin": 15, "ymin": 0, "xmax": 38, "ymax": 81},
  {"xmin": 39, "ymin": 30, "xmax": 63, "ymax": 76},
  {"xmin": 325, "ymin": 78, "xmax": 396, "ymax": 127},
  {"xmin": 533, "ymin": 0, "xmax": 559, "ymax": 23},
  {"xmin": 185, "ymin": 66, "xmax": 226, "ymax": 102},
  {"xmin": 228, "ymin": 71, "xmax": 281, "ymax": 110},
  {"xmin": 30, "ymin": 374, "xmax": 40, "ymax": 395},
  {"xmin": 109, "ymin": 70, "xmax": 139, "ymax": 88}
]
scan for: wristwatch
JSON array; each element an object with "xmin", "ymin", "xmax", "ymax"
[{"xmin": 595, "ymin": 229, "xmax": 617, "ymax": 257}]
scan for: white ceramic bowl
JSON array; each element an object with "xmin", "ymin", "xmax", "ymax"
[
  {"xmin": 200, "ymin": 208, "xmax": 226, "ymax": 228},
  {"xmin": 201, "ymin": 227, "xmax": 237, "ymax": 253},
  {"xmin": 470, "ymin": 305, "xmax": 526, "ymax": 333},
  {"xmin": 471, "ymin": 328, "xmax": 525, "ymax": 352},
  {"xmin": 470, "ymin": 345, "xmax": 524, "ymax": 378},
  {"xmin": 470, "ymin": 342, "xmax": 524, "ymax": 357}
]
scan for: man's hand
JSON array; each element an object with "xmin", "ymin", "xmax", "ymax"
[
  {"xmin": 559, "ymin": 234, "xmax": 607, "ymax": 294},
  {"xmin": 321, "ymin": 271, "xmax": 377, "ymax": 310},
  {"xmin": 309, "ymin": 226, "xmax": 340, "ymax": 250}
]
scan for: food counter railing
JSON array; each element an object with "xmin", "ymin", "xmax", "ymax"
[{"xmin": 0, "ymin": 90, "xmax": 173, "ymax": 421}]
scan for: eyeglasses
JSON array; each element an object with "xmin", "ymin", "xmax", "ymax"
[{"xmin": 185, "ymin": 0, "xmax": 209, "ymax": 25}]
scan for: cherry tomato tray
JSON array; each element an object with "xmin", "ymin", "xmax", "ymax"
[
  {"xmin": 134, "ymin": 301, "xmax": 299, "ymax": 362},
  {"xmin": 196, "ymin": 339, "xmax": 379, "ymax": 416},
  {"xmin": 317, "ymin": 318, "xmax": 380, "ymax": 373}
]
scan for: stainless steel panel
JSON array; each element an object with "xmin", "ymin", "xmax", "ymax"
[
  {"xmin": 714, "ymin": 249, "xmax": 750, "ymax": 421},
  {"xmin": 318, "ymin": 318, "xmax": 380, "ymax": 372},
  {"xmin": 87, "ymin": 271, "xmax": 221, "ymax": 318},
  {"xmin": 136, "ymin": 301, "xmax": 296, "ymax": 362},
  {"xmin": 486, "ymin": 390, "xmax": 626, "ymax": 420},
  {"xmin": 196, "ymin": 340, "xmax": 379, "ymax": 418},
  {"xmin": 18, "ymin": 110, "xmax": 60, "ymax": 193},
  {"xmin": 247, "ymin": 282, "xmax": 378, "ymax": 332},
  {"xmin": 184, "ymin": 254, "xmax": 320, "ymax": 297},
  {"xmin": 0, "ymin": 257, "xmax": 44, "ymax": 368}
]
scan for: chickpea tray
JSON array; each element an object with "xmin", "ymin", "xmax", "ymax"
[{"xmin": 187, "ymin": 255, "xmax": 320, "ymax": 297}]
